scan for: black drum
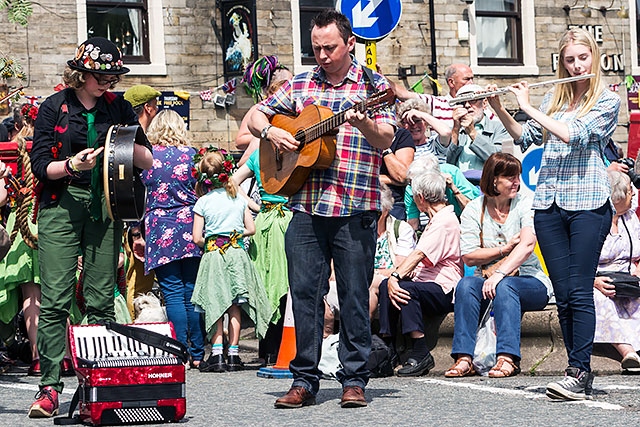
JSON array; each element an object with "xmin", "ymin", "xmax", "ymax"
[{"xmin": 103, "ymin": 124, "xmax": 147, "ymax": 221}]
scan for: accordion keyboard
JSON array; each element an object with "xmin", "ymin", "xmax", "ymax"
[{"xmin": 71, "ymin": 323, "xmax": 181, "ymax": 368}]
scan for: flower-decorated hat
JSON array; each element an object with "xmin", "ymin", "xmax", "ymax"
[{"xmin": 67, "ymin": 37, "xmax": 130, "ymax": 75}]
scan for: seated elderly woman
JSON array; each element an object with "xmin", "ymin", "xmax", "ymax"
[
  {"xmin": 593, "ymin": 170, "xmax": 640, "ymax": 372},
  {"xmin": 446, "ymin": 153, "xmax": 552, "ymax": 378},
  {"xmin": 369, "ymin": 183, "xmax": 417, "ymax": 319},
  {"xmin": 378, "ymin": 171, "xmax": 462, "ymax": 377}
]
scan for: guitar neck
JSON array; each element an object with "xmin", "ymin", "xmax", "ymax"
[{"xmin": 302, "ymin": 99, "xmax": 371, "ymax": 144}]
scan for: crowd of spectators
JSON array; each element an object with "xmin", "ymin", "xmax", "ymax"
[{"xmin": 0, "ymin": 17, "xmax": 638, "ymax": 418}]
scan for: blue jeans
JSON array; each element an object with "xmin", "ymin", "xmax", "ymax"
[
  {"xmin": 154, "ymin": 257, "xmax": 205, "ymax": 362},
  {"xmin": 451, "ymin": 275, "xmax": 549, "ymax": 361},
  {"xmin": 534, "ymin": 202, "xmax": 612, "ymax": 372},
  {"xmin": 285, "ymin": 211, "xmax": 376, "ymax": 395}
]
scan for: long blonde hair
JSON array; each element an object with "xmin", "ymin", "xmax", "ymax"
[
  {"xmin": 146, "ymin": 109, "xmax": 191, "ymax": 147},
  {"xmin": 547, "ymin": 28, "xmax": 603, "ymax": 119}
]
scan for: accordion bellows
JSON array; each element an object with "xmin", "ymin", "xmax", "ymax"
[{"xmin": 68, "ymin": 322, "xmax": 186, "ymax": 425}]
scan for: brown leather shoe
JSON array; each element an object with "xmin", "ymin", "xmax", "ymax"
[
  {"xmin": 341, "ymin": 385, "xmax": 367, "ymax": 408},
  {"xmin": 274, "ymin": 386, "xmax": 316, "ymax": 408}
]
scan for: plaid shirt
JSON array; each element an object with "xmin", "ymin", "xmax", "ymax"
[
  {"xmin": 257, "ymin": 57, "xmax": 396, "ymax": 217},
  {"xmin": 516, "ymin": 88, "xmax": 620, "ymax": 211}
]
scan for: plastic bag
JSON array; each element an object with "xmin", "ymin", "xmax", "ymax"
[
  {"xmin": 318, "ymin": 333, "xmax": 342, "ymax": 379},
  {"xmin": 473, "ymin": 301, "xmax": 496, "ymax": 376}
]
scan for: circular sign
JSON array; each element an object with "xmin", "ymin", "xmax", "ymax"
[
  {"xmin": 521, "ymin": 148, "xmax": 543, "ymax": 192},
  {"xmin": 337, "ymin": 0, "xmax": 402, "ymax": 41}
]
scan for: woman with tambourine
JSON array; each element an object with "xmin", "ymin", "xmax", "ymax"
[{"xmin": 28, "ymin": 37, "xmax": 152, "ymax": 419}]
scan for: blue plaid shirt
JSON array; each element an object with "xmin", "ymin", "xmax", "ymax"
[{"xmin": 516, "ymin": 88, "xmax": 620, "ymax": 211}]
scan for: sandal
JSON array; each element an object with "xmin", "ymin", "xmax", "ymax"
[
  {"xmin": 488, "ymin": 356, "xmax": 521, "ymax": 378},
  {"xmin": 444, "ymin": 356, "xmax": 476, "ymax": 378}
]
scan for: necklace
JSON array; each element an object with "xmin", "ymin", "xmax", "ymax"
[{"xmin": 489, "ymin": 202, "xmax": 510, "ymax": 223}]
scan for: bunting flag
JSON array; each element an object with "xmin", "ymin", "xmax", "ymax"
[
  {"xmin": 609, "ymin": 83, "xmax": 620, "ymax": 92},
  {"xmin": 410, "ymin": 79, "xmax": 424, "ymax": 94},
  {"xmin": 199, "ymin": 89, "xmax": 212, "ymax": 101},
  {"xmin": 410, "ymin": 72, "xmax": 443, "ymax": 95},
  {"xmin": 24, "ymin": 95, "xmax": 41, "ymax": 106},
  {"xmin": 222, "ymin": 77, "xmax": 237, "ymax": 94},
  {"xmin": 174, "ymin": 90, "xmax": 191, "ymax": 100},
  {"xmin": 427, "ymin": 74, "xmax": 443, "ymax": 93}
]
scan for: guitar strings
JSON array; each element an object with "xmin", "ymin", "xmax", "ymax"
[{"xmin": 300, "ymin": 91, "xmax": 391, "ymax": 145}]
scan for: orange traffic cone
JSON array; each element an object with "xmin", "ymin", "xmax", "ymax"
[{"xmin": 257, "ymin": 292, "xmax": 295, "ymax": 378}]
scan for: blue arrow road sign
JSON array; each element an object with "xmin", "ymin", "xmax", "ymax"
[
  {"xmin": 337, "ymin": 0, "xmax": 402, "ymax": 41},
  {"xmin": 521, "ymin": 148, "xmax": 543, "ymax": 192}
]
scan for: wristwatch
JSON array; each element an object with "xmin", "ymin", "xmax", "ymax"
[
  {"xmin": 261, "ymin": 124, "xmax": 273, "ymax": 140},
  {"xmin": 382, "ymin": 148, "xmax": 393, "ymax": 157},
  {"xmin": 390, "ymin": 271, "xmax": 402, "ymax": 281}
]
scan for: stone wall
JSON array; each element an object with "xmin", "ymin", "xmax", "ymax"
[{"xmin": 0, "ymin": 0, "xmax": 632, "ymax": 151}]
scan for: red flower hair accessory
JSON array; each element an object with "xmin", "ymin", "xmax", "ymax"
[
  {"xmin": 192, "ymin": 145, "xmax": 237, "ymax": 189},
  {"xmin": 21, "ymin": 104, "xmax": 38, "ymax": 122}
]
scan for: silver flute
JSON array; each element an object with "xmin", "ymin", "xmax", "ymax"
[{"xmin": 448, "ymin": 74, "xmax": 596, "ymax": 106}]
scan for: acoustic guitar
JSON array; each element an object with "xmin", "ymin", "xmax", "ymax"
[{"xmin": 260, "ymin": 89, "xmax": 396, "ymax": 196}]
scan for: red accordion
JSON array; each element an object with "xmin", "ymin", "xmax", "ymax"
[{"xmin": 67, "ymin": 322, "xmax": 186, "ymax": 426}]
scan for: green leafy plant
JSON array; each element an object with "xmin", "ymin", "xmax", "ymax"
[
  {"xmin": 0, "ymin": 0, "xmax": 33, "ymax": 27},
  {"xmin": 0, "ymin": 56, "xmax": 25, "ymax": 81}
]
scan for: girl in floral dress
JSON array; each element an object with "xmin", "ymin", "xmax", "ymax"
[{"xmin": 141, "ymin": 110, "xmax": 204, "ymax": 367}]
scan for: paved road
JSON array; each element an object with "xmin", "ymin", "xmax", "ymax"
[{"xmin": 2, "ymin": 352, "xmax": 640, "ymax": 427}]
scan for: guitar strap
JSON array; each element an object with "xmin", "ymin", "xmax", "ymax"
[{"xmin": 361, "ymin": 66, "xmax": 376, "ymax": 96}]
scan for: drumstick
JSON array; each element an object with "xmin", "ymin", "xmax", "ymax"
[{"xmin": 80, "ymin": 153, "xmax": 88, "ymax": 162}]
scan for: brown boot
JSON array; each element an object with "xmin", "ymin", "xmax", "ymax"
[{"xmin": 274, "ymin": 386, "xmax": 316, "ymax": 408}]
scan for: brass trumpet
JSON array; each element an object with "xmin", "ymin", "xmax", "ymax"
[{"xmin": 448, "ymin": 74, "xmax": 595, "ymax": 106}]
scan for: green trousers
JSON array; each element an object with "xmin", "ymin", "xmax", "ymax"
[{"xmin": 37, "ymin": 185, "xmax": 122, "ymax": 392}]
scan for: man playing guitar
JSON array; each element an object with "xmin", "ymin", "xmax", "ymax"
[{"xmin": 249, "ymin": 9, "xmax": 395, "ymax": 409}]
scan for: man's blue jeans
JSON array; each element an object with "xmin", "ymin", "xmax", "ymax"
[
  {"xmin": 285, "ymin": 211, "xmax": 375, "ymax": 395},
  {"xmin": 451, "ymin": 275, "xmax": 549, "ymax": 361},
  {"xmin": 155, "ymin": 257, "xmax": 205, "ymax": 362},
  {"xmin": 534, "ymin": 202, "xmax": 611, "ymax": 372}
]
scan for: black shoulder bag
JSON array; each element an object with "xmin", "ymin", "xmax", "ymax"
[{"xmin": 596, "ymin": 216, "xmax": 640, "ymax": 298}]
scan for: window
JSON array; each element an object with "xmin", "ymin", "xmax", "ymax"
[
  {"xmin": 633, "ymin": 0, "xmax": 640, "ymax": 73},
  {"xmin": 77, "ymin": 0, "xmax": 166, "ymax": 75},
  {"xmin": 475, "ymin": 0, "xmax": 521, "ymax": 65},
  {"xmin": 291, "ymin": 0, "xmax": 365, "ymax": 73},
  {"xmin": 298, "ymin": 0, "xmax": 335, "ymax": 65},
  {"xmin": 86, "ymin": 1, "xmax": 149, "ymax": 63},
  {"xmin": 469, "ymin": 0, "xmax": 538, "ymax": 75}
]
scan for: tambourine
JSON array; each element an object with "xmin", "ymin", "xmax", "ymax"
[{"xmin": 103, "ymin": 124, "xmax": 147, "ymax": 221}]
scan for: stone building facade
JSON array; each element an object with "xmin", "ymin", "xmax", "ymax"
[{"xmin": 0, "ymin": 0, "xmax": 635, "ymax": 152}]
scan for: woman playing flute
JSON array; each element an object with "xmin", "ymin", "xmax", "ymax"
[{"xmin": 487, "ymin": 28, "xmax": 620, "ymax": 402}]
